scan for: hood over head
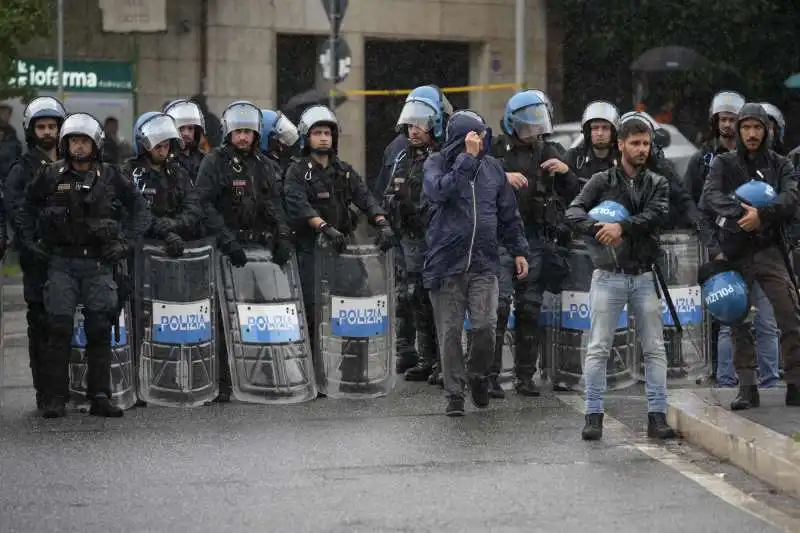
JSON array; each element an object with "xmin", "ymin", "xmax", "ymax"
[
  {"xmin": 736, "ymin": 102, "xmax": 770, "ymax": 155},
  {"xmin": 440, "ymin": 111, "xmax": 487, "ymax": 166}
]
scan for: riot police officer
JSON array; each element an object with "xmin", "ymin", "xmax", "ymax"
[
  {"xmin": 19, "ymin": 113, "xmax": 150, "ymax": 418},
  {"xmin": 164, "ymin": 99, "xmax": 207, "ymax": 181},
  {"xmin": 565, "ymin": 101, "xmax": 620, "ymax": 183},
  {"xmin": 385, "ymin": 85, "xmax": 451, "ymax": 384},
  {"xmin": 194, "ymin": 100, "xmax": 293, "ymax": 402},
  {"xmin": 4, "ymin": 97, "xmax": 67, "ymax": 409},
  {"xmin": 283, "ymin": 105, "xmax": 393, "ymax": 395},
  {"xmin": 760, "ymin": 102, "xmax": 787, "ymax": 155},
  {"xmin": 259, "ymin": 109, "xmax": 300, "ymax": 171},
  {"xmin": 497, "ymin": 90, "xmax": 581, "ymax": 396}
]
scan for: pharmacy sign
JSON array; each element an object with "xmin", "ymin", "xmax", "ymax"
[{"xmin": 11, "ymin": 59, "xmax": 134, "ymax": 93}]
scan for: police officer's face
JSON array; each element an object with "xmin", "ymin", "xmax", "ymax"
[
  {"xmin": 149, "ymin": 140, "xmax": 171, "ymax": 164},
  {"xmin": 34, "ymin": 117, "xmax": 59, "ymax": 150},
  {"xmin": 231, "ymin": 129, "xmax": 254, "ymax": 150},
  {"xmin": 179, "ymin": 125, "xmax": 196, "ymax": 148},
  {"xmin": 68, "ymin": 135, "xmax": 93, "ymax": 160},
  {"xmin": 408, "ymin": 125, "xmax": 431, "ymax": 147},
  {"xmin": 717, "ymin": 112, "xmax": 737, "ymax": 138},
  {"xmin": 589, "ymin": 120, "xmax": 612, "ymax": 149},
  {"xmin": 618, "ymin": 132, "xmax": 650, "ymax": 168},
  {"xmin": 309, "ymin": 125, "xmax": 332, "ymax": 150},
  {"xmin": 739, "ymin": 119, "xmax": 765, "ymax": 152}
]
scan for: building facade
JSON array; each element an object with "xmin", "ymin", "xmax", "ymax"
[{"xmin": 17, "ymin": 0, "xmax": 560, "ymax": 174}]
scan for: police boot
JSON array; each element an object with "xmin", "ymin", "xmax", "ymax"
[
  {"xmin": 395, "ymin": 294, "xmax": 419, "ymax": 374},
  {"xmin": 647, "ymin": 412, "xmax": 677, "ymax": 439},
  {"xmin": 731, "ymin": 385, "xmax": 760, "ymax": 411},
  {"xmin": 581, "ymin": 413, "xmax": 603, "ymax": 441},
  {"xmin": 42, "ymin": 397, "xmax": 67, "ymax": 419},
  {"xmin": 405, "ymin": 361, "xmax": 434, "ymax": 381},
  {"xmin": 487, "ymin": 374, "xmax": 505, "ymax": 399},
  {"xmin": 786, "ymin": 383, "xmax": 800, "ymax": 406},
  {"xmin": 427, "ymin": 362, "xmax": 444, "ymax": 387},
  {"xmin": 27, "ymin": 304, "xmax": 48, "ymax": 409},
  {"xmin": 89, "ymin": 395, "xmax": 124, "ymax": 418}
]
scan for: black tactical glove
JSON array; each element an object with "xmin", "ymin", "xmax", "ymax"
[
  {"xmin": 101, "ymin": 241, "xmax": 131, "ymax": 264},
  {"xmin": 227, "ymin": 242, "xmax": 248, "ymax": 268},
  {"xmin": 164, "ymin": 232, "xmax": 185, "ymax": 258},
  {"xmin": 152, "ymin": 217, "xmax": 177, "ymax": 238},
  {"xmin": 273, "ymin": 238, "xmax": 293, "ymax": 267},
  {"xmin": 374, "ymin": 219, "xmax": 395, "ymax": 252},
  {"xmin": 320, "ymin": 223, "xmax": 347, "ymax": 253},
  {"xmin": 25, "ymin": 240, "xmax": 50, "ymax": 263}
]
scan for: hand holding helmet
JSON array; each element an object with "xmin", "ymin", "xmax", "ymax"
[{"xmin": 589, "ymin": 201, "xmax": 629, "ymax": 246}]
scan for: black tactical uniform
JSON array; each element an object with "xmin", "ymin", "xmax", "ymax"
[{"xmin": 20, "ymin": 113, "xmax": 150, "ymax": 418}]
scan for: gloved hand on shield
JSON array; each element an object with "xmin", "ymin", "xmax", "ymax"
[
  {"xmin": 227, "ymin": 241, "xmax": 248, "ymax": 267},
  {"xmin": 273, "ymin": 237, "xmax": 293, "ymax": 267},
  {"xmin": 374, "ymin": 217, "xmax": 395, "ymax": 252},
  {"xmin": 320, "ymin": 222, "xmax": 347, "ymax": 253},
  {"xmin": 164, "ymin": 232, "xmax": 185, "ymax": 258}
]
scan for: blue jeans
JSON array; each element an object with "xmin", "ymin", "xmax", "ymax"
[
  {"xmin": 585, "ymin": 270, "xmax": 668, "ymax": 414},
  {"xmin": 716, "ymin": 282, "xmax": 780, "ymax": 388}
]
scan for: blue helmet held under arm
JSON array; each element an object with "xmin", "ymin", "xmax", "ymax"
[
  {"xmin": 734, "ymin": 179, "xmax": 777, "ymax": 208},
  {"xmin": 589, "ymin": 200, "xmax": 630, "ymax": 223},
  {"xmin": 503, "ymin": 90, "xmax": 553, "ymax": 140},
  {"xmin": 259, "ymin": 109, "xmax": 299, "ymax": 153},
  {"xmin": 701, "ymin": 270, "xmax": 750, "ymax": 326}
]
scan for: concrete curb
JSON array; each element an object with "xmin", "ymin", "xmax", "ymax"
[{"xmin": 667, "ymin": 389, "xmax": 800, "ymax": 500}]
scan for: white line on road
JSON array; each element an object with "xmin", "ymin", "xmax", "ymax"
[{"xmin": 557, "ymin": 393, "xmax": 800, "ymax": 533}]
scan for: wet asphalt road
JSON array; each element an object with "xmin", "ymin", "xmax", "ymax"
[{"xmin": 0, "ymin": 285, "xmax": 795, "ymax": 533}]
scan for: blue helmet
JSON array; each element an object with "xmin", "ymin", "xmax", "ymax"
[
  {"xmin": 259, "ymin": 109, "xmax": 299, "ymax": 153},
  {"xmin": 503, "ymin": 90, "xmax": 553, "ymax": 140},
  {"xmin": 589, "ymin": 200, "xmax": 630, "ymax": 223},
  {"xmin": 396, "ymin": 85, "xmax": 453, "ymax": 141},
  {"xmin": 133, "ymin": 111, "xmax": 180, "ymax": 156},
  {"xmin": 701, "ymin": 270, "xmax": 750, "ymax": 326},
  {"xmin": 734, "ymin": 179, "xmax": 777, "ymax": 208}
]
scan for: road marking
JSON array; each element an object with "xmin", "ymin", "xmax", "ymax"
[{"xmin": 557, "ymin": 393, "xmax": 800, "ymax": 533}]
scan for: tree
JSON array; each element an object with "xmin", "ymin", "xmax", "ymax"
[{"xmin": 0, "ymin": 0, "xmax": 51, "ymax": 101}]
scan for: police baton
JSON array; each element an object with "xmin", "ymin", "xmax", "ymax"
[{"xmin": 651, "ymin": 262, "xmax": 682, "ymax": 336}]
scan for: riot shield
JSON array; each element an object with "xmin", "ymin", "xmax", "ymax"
[
  {"xmin": 553, "ymin": 239, "xmax": 636, "ymax": 392},
  {"xmin": 315, "ymin": 237, "xmax": 395, "ymax": 399},
  {"xmin": 634, "ymin": 230, "xmax": 709, "ymax": 384},
  {"xmin": 135, "ymin": 238, "xmax": 217, "ymax": 407},
  {"xmin": 218, "ymin": 246, "xmax": 316, "ymax": 404},
  {"xmin": 69, "ymin": 304, "xmax": 136, "ymax": 410}
]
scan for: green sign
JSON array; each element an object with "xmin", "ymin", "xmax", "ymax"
[{"xmin": 11, "ymin": 59, "xmax": 134, "ymax": 93}]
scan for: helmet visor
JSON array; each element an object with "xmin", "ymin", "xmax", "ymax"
[
  {"xmin": 509, "ymin": 104, "xmax": 552, "ymax": 138},
  {"xmin": 274, "ymin": 113, "xmax": 299, "ymax": 146},
  {"xmin": 396, "ymin": 100, "xmax": 437, "ymax": 132},
  {"xmin": 25, "ymin": 97, "xmax": 66, "ymax": 128},
  {"xmin": 224, "ymin": 103, "xmax": 261, "ymax": 134},
  {"xmin": 60, "ymin": 113, "xmax": 103, "ymax": 147},
  {"xmin": 711, "ymin": 92, "xmax": 745, "ymax": 116},
  {"xmin": 166, "ymin": 101, "xmax": 205, "ymax": 130},
  {"xmin": 139, "ymin": 115, "xmax": 179, "ymax": 151}
]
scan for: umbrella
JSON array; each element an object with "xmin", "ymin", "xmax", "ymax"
[
  {"xmin": 784, "ymin": 73, "xmax": 800, "ymax": 89},
  {"xmin": 630, "ymin": 46, "xmax": 714, "ymax": 72},
  {"xmin": 281, "ymin": 89, "xmax": 348, "ymax": 123}
]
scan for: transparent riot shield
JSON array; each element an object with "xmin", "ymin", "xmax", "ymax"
[
  {"xmin": 315, "ymin": 237, "xmax": 395, "ymax": 399},
  {"xmin": 634, "ymin": 230, "xmax": 709, "ymax": 384},
  {"xmin": 218, "ymin": 246, "xmax": 315, "ymax": 404},
  {"xmin": 553, "ymin": 239, "xmax": 636, "ymax": 392},
  {"xmin": 135, "ymin": 239, "xmax": 217, "ymax": 407},
  {"xmin": 69, "ymin": 304, "xmax": 136, "ymax": 410}
]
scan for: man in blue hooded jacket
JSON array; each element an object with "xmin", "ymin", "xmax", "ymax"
[{"xmin": 422, "ymin": 110, "xmax": 529, "ymax": 416}]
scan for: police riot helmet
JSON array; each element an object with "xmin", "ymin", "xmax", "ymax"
[
  {"xmin": 759, "ymin": 102, "xmax": 785, "ymax": 144},
  {"xmin": 709, "ymin": 91, "xmax": 745, "ymax": 119},
  {"xmin": 259, "ymin": 109, "xmax": 299, "ymax": 153},
  {"xmin": 699, "ymin": 262, "xmax": 751, "ymax": 326},
  {"xmin": 59, "ymin": 112, "xmax": 104, "ymax": 161},
  {"xmin": 581, "ymin": 101, "xmax": 619, "ymax": 131},
  {"xmin": 734, "ymin": 179, "xmax": 777, "ymax": 208},
  {"xmin": 22, "ymin": 96, "xmax": 67, "ymax": 148},
  {"xmin": 589, "ymin": 200, "xmax": 630, "ymax": 223},
  {"xmin": 221, "ymin": 100, "xmax": 263, "ymax": 141},
  {"xmin": 164, "ymin": 99, "xmax": 206, "ymax": 138},
  {"xmin": 396, "ymin": 85, "xmax": 452, "ymax": 142},
  {"xmin": 133, "ymin": 111, "xmax": 180, "ymax": 156},
  {"xmin": 503, "ymin": 90, "xmax": 553, "ymax": 141},
  {"xmin": 298, "ymin": 105, "xmax": 339, "ymax": 154}
]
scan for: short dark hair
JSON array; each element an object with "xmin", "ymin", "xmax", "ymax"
[{"xmin": 618, "ymin": 118, "xmax": 651, "ymax": 140}]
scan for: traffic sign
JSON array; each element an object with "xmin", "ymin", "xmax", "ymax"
[
  {"xmin": 321, "ymin": 0, "xmax": 349, "ymax": 35},
  {"xmin": 318, "ymin": 37, "xmax": 352, "ymax": 84}
]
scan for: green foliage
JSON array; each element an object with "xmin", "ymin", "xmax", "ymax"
[{"xmin": 0, "ymin": 0, "xmax": 51, "ymax": 101}]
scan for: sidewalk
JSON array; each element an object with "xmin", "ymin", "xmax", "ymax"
[{"xmin": 668, "ymin": 387, "xmax": 800, "ymax": 500}]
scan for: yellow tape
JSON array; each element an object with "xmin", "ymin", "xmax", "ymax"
[{"xmin": 335, "ymin": 82, "xmax": 522, "ymax": 97}]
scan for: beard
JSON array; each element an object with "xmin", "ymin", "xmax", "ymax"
[{"xmin": 37, "ymin": 136, "xmax": 57, "ymax": 150}]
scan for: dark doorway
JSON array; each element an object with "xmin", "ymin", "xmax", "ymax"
[
  {"xmin": 364, "ymin": 39, "xmax": 470, "ymax": 183},
  {"xmin": 276, "ymin": 34, "xmax": 318, "ymax": 119}
]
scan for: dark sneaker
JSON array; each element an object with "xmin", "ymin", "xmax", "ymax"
[
  {"xmin": 487, "ymin": 374, "xmax": 505, "ymax": 399},
  {"xmin": 42, "ymin": 398, "xmax": 67, "ymax": 419},
  {"xmin": 405, "ymin": 363, "xmax": 434, "ymax": 382},
  {"xmin": 395, "ymin": 353, "xmax": 419, "ymax": 374},
  {"xmin": 730, "ymin": 384, "xmax": 759, "ymax": 411},
  {"xmin": 647, "ymin": 412, "xmax": 677, "ymax": 439},
  {"xmin": 89, "ymin": 396, "xmax": 124, "ymax": 418},
  {"xmin": 469, "ymin": 376, "xmax": 490, "ymax": 408},
  {"xmin": 445, "ymin": 396, "xmax": 465, "ymax": 417},
  {"xmin": 581, "ymin": 413, "xmax": 603, "ymax": 441},
  {"xmin": 515, "ymin": 377, "xmax": 540, "ymax": 397}
]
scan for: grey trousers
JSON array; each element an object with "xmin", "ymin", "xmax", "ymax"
[{"xmin": 429, "ymin": 273, "xmax": 499, "ymax": 398}]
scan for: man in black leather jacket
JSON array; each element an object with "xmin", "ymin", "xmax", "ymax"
[{"xmin": 566, "ymin": 115, "xmax": 676, "ymax": 442}]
